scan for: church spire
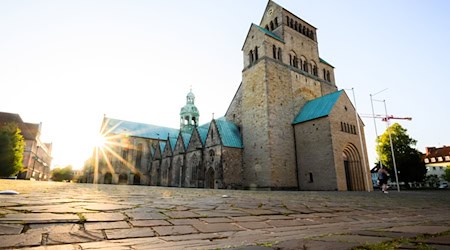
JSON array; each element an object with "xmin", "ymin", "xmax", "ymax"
[{"xmin": 180, "ymin": 89, "xmax": 200, "ymax": 133}]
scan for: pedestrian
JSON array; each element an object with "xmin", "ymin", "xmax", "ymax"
[{"xmin": 378, "ymin": 166, "xmax": 389, "ymax": 193}]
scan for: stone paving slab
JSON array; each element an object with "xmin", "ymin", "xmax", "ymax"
[
  {"xmin": 0, "ymin": 180, "xmax": 450, "ymax": 249},
  {"xmin": 130, "ymin": 219, "xmax": 171, "ymax": 227},
  {"xmin": 84, "ymin": 221, "xmax": 130, "ymax": 230},
  {"xmin": 385, "ymin": 225, "xmax": 450, "ymax": 235},
  {"xmin": 0, "ymin": 223, "xmax": 23, "ymax": 235},
  {"xmin": 1, "ymin": 213, "xmax": 80, "ymax": 223},
  {"xmin": 105, "ymin": 228, "xmax": 155, "ymax": 240}
]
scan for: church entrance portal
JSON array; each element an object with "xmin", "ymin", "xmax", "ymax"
[
  {"xmin": 104, "ymin": 173, "xmax": 112, "ymax": 184},
  {"xmin": 118, "ymin": 174, "xmax": 128, "ymax": 185},
  {"xmin": 133, "ymin": 174, "xmax": 141, "ymax": 185},
  {"xmin": 343, "ymin": 144, "xmax": 365, "ymax": 191},
  {"xmin": 206, "ymin": 167, "xmax": 215, "ymax": 189}
]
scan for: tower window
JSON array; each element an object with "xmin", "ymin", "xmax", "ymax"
[
  {"xmin": 249, "ymin": 50, "xmax": 254, "ymax": 65},
  {"xmin": 270, "ymin": 21, "xmax": 274, "ymax": 31},
  {"xmin": 273, "ymin": 45, "xmax": 277, "ymax": 59},
  {"xmin": 254, "ymin": 46, "xmax": 259, "ymax": 60},
  {"xmin": 274, "ymin": 17, "xmax": 278, "ymax": 26},
  {"xmin": 286, "ymin": 16, "xmax": 289, "ymax": 25},
  {"xmin": 303, "ymin": 61, "xmax": 308, "ymax": 72},
  {"xmin": 277, "ymin": 48, "xmax": 282, "ymax": 61}
]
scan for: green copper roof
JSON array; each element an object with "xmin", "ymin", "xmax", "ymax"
[
  {"xmin": 293, "ymin": 90, "xmax": 343, "ymax": 125},
  {"xmin": 180, "ymin": 132, "xmax": 192, "ymax": 149},
  {"xmin": 319, "ymin": 57, "xmax": 334, "ymax": 68},
  {"xmin": 104, "ymin": 117, "xmax": 179, "ymax": 140},
  {"xmin": 255, "ymin": 24, "xmax": 284, "ymax": 43},
  {"xmin": 169, "ymin": 136, "xmax": 177, "ymax": 151},
  {"xmin": 159, "ymin": 141, "xmax": 166, "ymax": 153},
  {"xmin": 197, "ymin": 122, "xmax": 210, "ymax": 145},
  {"xmin": 216, "ymin": 117, "xmax": 243, "ymax": 148}
]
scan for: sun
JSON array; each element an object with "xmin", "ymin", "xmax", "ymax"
[{"xmin": 93, "ymin": 133, "xmax": 107, "ymax": 148}]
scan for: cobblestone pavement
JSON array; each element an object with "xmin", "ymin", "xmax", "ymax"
[{"xmin": 0, "ymin": 180, "xmax": 449, "ymax": 250}]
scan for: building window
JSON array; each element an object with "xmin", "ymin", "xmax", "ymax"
[
  {"xmin": 303, "ymin": 60, "xmax": 308, "ymax": 72},
  {"xmin": 277, "ymin": 48, "xmax": 282, "ymax": 61},
  {"xmin": 254, "ymin": 46, "xmax": 259, "ymax": 60},
  {"xmin": 286, "ymin": 16, "xmax": 289, "ymax": 25},
  {"xmin": 431, "ymin": 158, "xmax": 436, "ymax": 162},
  {"xmin": 270, "ymin": 21, "xmax": 274, "ymax": 31},
  {"xmin": 273, "ymin": 45, "xmax": 277, "ymax": 59},
  {"xmin": 438, "ymin": 157, "xmax": 443, "ymax": 162},
  {"xmin": 424, "ymin": 158, "xmax": 429, "ymax": 163},
  {"xmin": 249, "ymin": 50, "xmax": 254, "ymax": 65},
  {"xmin": 308, "ymin": 172, "xmax": 314, "ymax": 183},
  {"xmin": 445, "ymin": 156, "xmax": 450, "ymax": 161},
  {"xmin": 274, "ymin": 17, "xmax": 278, "ymax": 26}
]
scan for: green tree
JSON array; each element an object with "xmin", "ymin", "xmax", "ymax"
[
  {"xmin": 51, "ymin": 165, "xmax": 74, "ymax": 182},
  {"xmin": 376, "ymin": 123, "xmax": 426, "ymax": 184},
  {"xmin": 444, "ymin": 166, "xmax": 450, "ymax": 183},
  {"xmin": 0, "ymin": 123, "xmax": 25, "ymax": 177}
]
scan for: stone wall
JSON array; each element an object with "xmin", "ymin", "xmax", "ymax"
[
  {"xmin": 329, "ymin": 93, "xmax": 372, "ymax": 191},
  {"xmin": 294, "ymin": 117, "xmax": 338, "ymax": 191}
]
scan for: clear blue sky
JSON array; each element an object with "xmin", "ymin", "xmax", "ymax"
[{"xmin": 1, "ymin": 0, "xmax": 449, "ymax": 169}]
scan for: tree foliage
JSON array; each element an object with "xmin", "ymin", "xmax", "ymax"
[
  {"xmin": 376, "ymin": 123, "xmax": 426, "ymax": 183},
  {"xmin": 444, "ymin": 167, "xmax": 450, "ymax": 183},
  {"xmin": 51, "ymin": 165, "xmax": 74, "ymax": 182},
  {"xmin": 0, "ymin": 123, "xmax": 25, "ymax": 177}
]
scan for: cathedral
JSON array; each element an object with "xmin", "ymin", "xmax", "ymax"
[{"xmin": 85, "ymin": 1, "xmax": 372, "ymax": 191}]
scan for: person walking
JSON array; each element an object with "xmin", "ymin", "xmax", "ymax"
[{"xmin": 378, "ymin": 166, "xmax": 389, "ymax": 193}]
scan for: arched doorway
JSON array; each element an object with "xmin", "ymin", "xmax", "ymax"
[
  {"xmin": 104, "ymin": 173, "xmax": 112, "ymax": 184},
  {"xmin": 205, "ymin": 167, "xmax": 215, "ymax": 189},
  {"xmin": 133, "ymin": 174, "xmax": 141, "ymax": 185},
  {"xmin": 343, "ymin": 144, "xmax": 365, "ymax": 191},
  {"xmin": 118, "ymin": 173, "xmax": 128, "ymax": 185}
]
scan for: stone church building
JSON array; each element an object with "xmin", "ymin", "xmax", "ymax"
[{"xmin": 85, "ymin": 1, "xmax": 372, "ymax": 191}]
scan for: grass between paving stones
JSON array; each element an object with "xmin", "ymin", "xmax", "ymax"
[
  {"xmin": 352, "ymin": 231, "xmax": 450, "ymax": 250},
  {"xmin": 76, "ymin": 212, "xmax": 87, "ymax": 223},
  {"xmin": 256, "ymin": 241, "xmax": 277, "ymax": 247}
]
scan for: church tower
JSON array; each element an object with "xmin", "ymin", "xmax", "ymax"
[
  {"xmin": 226, "ymin": 0, "xmax": 339, "ymax": 189},
  {"xmin": 180, "ymin": 90, "xmax": 200, "ymax": 133}
]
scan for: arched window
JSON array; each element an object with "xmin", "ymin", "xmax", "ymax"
[
  {"xmin": 289, "ymin": 54, "xmax": 292, "ymax": 66},
  {"xmin": 286, "ymin": 16, "xmax": 290, "ymax": 25},
  {"xmin": 273, "ymin": 45, "xmax": 277, "ymax": 59},
  {"xmin": 323, "ymin": 69, "xmax": 327, "ymax": 80},
  {"xmin": 294, "ymin": 21, "xmax": 298, "ymax": 31},
  {"xmin": 274, "ymin": 17, "xmax": 278, "ymax": 27},
  {"xmin": 303, "ymin": 60, "xmax": 308, "ymax": 72},
  {"xmin": 302, "ymin": 26, "xmax": 306, "ymax": 35},
  {"xmin": 254, "ymin": 46, "xmax": 259, "ymax": 60},
  {"xmin": 136, "ymin": 144, "xmax": 143, "ymax": 168},
  {"xmin": 327, "ymin": 71, "xmax": 331, "ymax": 81},
  {"xmin": 293, "ymin": 56, "xmax": 298, "ymax": 68},
  {"xmin": 311, "ymin": 61, "xmax": 318, "ymax": 76},
  {"xmin": 270, "ymin": 21, "xmax": 274, "ymax": 31},
  {"xmin": 265, "ymin": 25, "xmax": 269, "ymax": 30},
  {"xmin": 277, "ymin": 47, "xmax": 282, "ymax": 61},
  {"xmin": 298, "ymin": 23, "xmax": 302, "ymax": 32},
  {"xmin": 290, "ymin": 19, "xmax": 294, "ymax": 28},
  {"xmin": 249, "ymin": 50, "xmax": 254, "ymax": 65}
]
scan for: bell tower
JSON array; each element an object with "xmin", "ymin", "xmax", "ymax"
[{"xmin": 180, "ymin": 89, "xmax": 200, "ymax": 133}]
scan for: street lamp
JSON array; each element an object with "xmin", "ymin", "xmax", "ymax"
[
  {"xmin": 371, "ymin": 98, "xmax": 401, "ymax": 192},
  {"xmin": 346, "ymin": 88, "xmax": 371, "ymax": 192},
  {"xmin": 31, "ymin": 145, "xmax": 40, "ymax": 180}
]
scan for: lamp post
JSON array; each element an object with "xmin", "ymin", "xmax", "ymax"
[
  {"xmin": 31, "ymin": 145, "xmax": 40, "ymax": 180},
  {"xmin": 370, "ymin": 88, "xmax": 388, "ymax": 172},
  {"xmin": 382, "ymin": 100, "xmax": 401, "ymax": 192},
  {"xmin": 372, "ymin": 98, "xmax": 401, "ymax": 192},
  {"xmin": 346, "ymin": 88, "xmax": 371, "ymax": 192}
]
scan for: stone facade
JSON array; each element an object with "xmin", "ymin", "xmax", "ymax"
[{"xmin": 84, "ymin": 0, "xmax": 371, "ymax": 191}]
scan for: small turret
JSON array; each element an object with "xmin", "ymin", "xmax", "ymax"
[{"xmin": 180, "ymin": 89, "xmax": 200, "ymax": 133}]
